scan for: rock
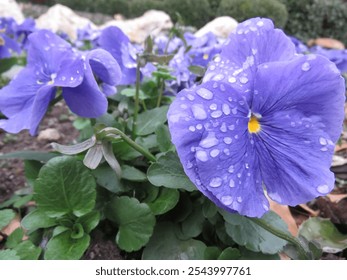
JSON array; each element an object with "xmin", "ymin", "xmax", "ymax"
[
  {"xmin": 35, "ymin": 4, "xmax": 96, "ymax": 41},
  {"xmin": 0, "ymin": 0, "xmax": 24, "ymax": 23},
  {"xmin": 37, "ymin": 128, "xmax": 61, "ymax": 142},
  {"xmin": 307, "ymin": 38, "xmax": 345, "ymax": 50},
  {"xmin": 195, "ymin": 16, "xmax": 238, "ymax": 38},
  {"xmin": 101, "ymin": 10, "xmax": 173, "ymax": 44}
]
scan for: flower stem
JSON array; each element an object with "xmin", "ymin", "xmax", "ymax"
[
  {"xmin": 132, "ymin": 56, "xmax": 142, "ymax": 139},
  {"xmin": 98, "ymin": 127, "xmax": 156, "ymax": 162},
  {"xmin": 156, "ymin": 78, "xmax": 164, "ymax": 107},
  {"xmin": 249, "ymin": 217, "xmax": 310, "ymax": 260}
]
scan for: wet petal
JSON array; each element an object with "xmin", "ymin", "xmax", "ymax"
[
  {"xmin": 252, "ymin": 54, "xmax": 345, "ymax": 142},
  {"xmin": 254, "ymin": 109, "xmax": 336, "ymax": 205},
  {"xmin": 168, "ymin": 81, "xmax": 268, "ymax": 217}
]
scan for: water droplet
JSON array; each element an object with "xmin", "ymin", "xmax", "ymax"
[
  {"xmin": 213, "ymin": 82, "xmax": 218, "ymax": 88},
  {"xmin": 239, "ymin": 100, "xmax": 245, "ymax": 106},
  {"xmin": 229, "ymin": 179, "xmax": 235, "ymax": 188},
  {"xmin": 196, "ymin": 124, "xmax": 203, "ymax": 130},
  {"xmin": 213, "ymin": 74, "xmax": 224, "ymax": 81},
  {"xmin": 186, "ymin": 161, "xmax": 193, "ymax": 169},
  {"xmin": 187, "ymin": 94, "xmax": 195, "ymax": 101},
  {"xmin": 209, "ymin": 103, "xmax": 217, "ymax": 110},
  {"xmin": 263, "ymin": 203, "xmax": 269, "ymax": 210},
  {"xmin": 180, "ymin": 104, "xmax": 188, "ymax": 109},
  {"xmin": 222, "ymin": 104, "xmax": 231, "ymax": 115},
  {"xmin": 301, "ymin": 62, "xmax": 310, "ymax": 71},
  {"xmin": 228, "ymin": 165, "xmax": 234, "ymax": 173},
  {"xmin": 234, "ymin": 135, "xmax": 239, "ymax": 140},
  {"xmin": 197, "ymin": 88, "xmax": 213, "ymax": 100},
  {"xmin": 240, "ymin": 77, "xmax": 248, "ymax": 84},
  {"xmin": 214, "ymin": 56, "xmax": 221, "ymax": 63},
  {"xmin": 307, "ymin": 54, "xmax": 317, "ymax": 61},
  {"xmin": 269, "ymin": 192, "xmax": 282, "ymax": 203},
  {"xmin": 189, "ymin": 126, "xmax": 196, "ymax": 132},
  {"xmin": 317, "ymin": 184, "xmax": 329, "ymax": 194},
  {"xmin": 221, "ymin": 196, "xmax": 233, "ymax": 206},
  {"xmin": 209, "ymin": 177, "xmax": 222, "ymax": 187},
  {"xmin": 252, "ymin": 48, "xmax": 258, "ymax": 55},
  {"xmin": 319, "ymin": 137, "xmax": 327, "ymax": 145},
  {"xmin": 245, "ymin": 163, "xmax": 249, "ymax": 169},
  {"xmin": 237, "ymin": 196, "xmax": 243, "ymax": 203},
  {"xmin": 211, "ymin": 110, "xmax": 223, "ymax": 118},
  {"xmin": 224, "ymin": 148, "xmax": 230, "ymax": 155},
  {"xmin": 232, "ymin": 108, "xmax": 237, "ymax": 115},
  {"xmin": 228, "ymin": 124, "xmax": 235, "ymax": 131},
  {"xmin": 192, "ymin": 104, "xmax": 207, "ymax": 120},
  {"xmin": 237, "ymin": 173, "xmax": 241, "ymax": 178},
  {"xmin": 200, "ymin": 132, "xmax": 219, "ymax": 148},
  {"xmin": 320, "ymin": 147, "xmax": 328, "ymax": 152},
  {"xmin": 223, "ymin": 137, "xmax": 232, "ymax": 144},
  {"xmin": 220, "ymin": 84, "xmax": 226, "ymax": 91},
  {"xmin": 257, "ymin": 21, "xmax": 264, "ymax": 26},
  {"xmin": 210, "ymin": 149, "xmax": 220, "ymax": 158},
  {"xmin": 228, "ymin": 77, "xmax": 236, "ymax": 83},
  {"xmin": 196, "ymin": 150, "xmax": 208, "ymax": 162},
  {"xmin": 209, "ymin": 65, "xmax": 216, "ymax": 70}
]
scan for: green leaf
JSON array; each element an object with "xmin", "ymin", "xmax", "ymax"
[
  {"xmin": 202, "ymin": 199, "xmax": 218, "ymax": 218},
  {"xmin": 136, "ymin": 106, "xmax": 169, "ymax": 136},
  {"xmin": 147, "ymin": 188, "xmax": 179, "ymax": 215},
  {"xmin": 34, "ymin": 156, "xmax": 96, "ymax": 218},
  {"xmin": 142, "ymin": 222, "xmax": 206, "ymax": 260},
  {"xmin": 180, "ymin": 203, "xmax": 205, "ymax": 238},
  {"xmin": 70, "ymin": 223, "xmax": 85, "ymax": 239},
  {"xmin": 113, "ymin": 141, "xmax": 141, "ymax": 161},
  {"xmin": 121, "ymin": 165, "xmax": 147, "ymax": 182},
  {"xmin": 0, "ymin": 151, "xmax": 58, "ymax": 162},
  {"xmin": 221, "ymin": 211, "xmax": 288, "ymax": 254},
  {"xmin": 13, "ymin": 195, "xmax": 33, "ymax": 209},
  {"xmin": 204, "ymin": 246, "xmax": 221, "ymax": 260},
  {"xmin": 155, "ymin": 124, "xmax": 173, "ymax": 152},
  {"xmin": 0, "ymin": 209, "xmax": 16, "ymax": 230},
  {"xmin": 92, "ymin": 164, "xmax": 125, "ymax": 193},
  {"xmin": 14, "ymin": 240, "xmax": 42, "ymax": 260},
  {"xmin": 24, "ymin": 160, "xmax": 43, "ymax": 186},
  {"xmin": 77, "ymin": 211, "xmax": 100, "ymax": 234},
  {"xmin": 239, "ymin": 247, "xmax": 280, "ymax": 260},
  {"xmin": 0, "ymin": 57, "xmax": 20, "ymax": 73},
  {"xmin": 142, "ymin": 54, "xmax": 175, "ymax": 64},
  {"xmin": 299, "ymin": 217, "xmax": 347, "ymax": 253},
  {"xmin": 21, "ymin": 209, "xmax": 57, "ymax": 232},
  {"xmin": 147, "ymin": 152, "xmax": 196, "ymax": 191},
  {"xmin": 45, "ymin": 231, "xmax": 90, "ymax": 260},
  {"xmin": 105, "ymin": 196, "xmax": 155, "ymax": 252},
  {"xmin": 6, "ymin": 228, "xmax": 24, "ymax": 249},
  {"xmin": 188, "ymin": 65, "xmax": 206, "ymax": 76},
  {"xmin": 218, "ymin": 247, "xmax": 241, "ymax": 260},
  {"xmin": 0, "ymin": 249, "xmax": 20, "ymax": 260},
  {"xmin": 120, "ymin": 88, "xmax": 148, "ymax": 100}
]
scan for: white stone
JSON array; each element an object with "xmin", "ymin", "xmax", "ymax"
[
  {"xmin": 35, "ymin": 4, "xmax": 96, "ymax": 41},
  {"xmin": 0, "ymin": 0, "xmax": 24, "ymax": 23},
  {"xmin": 101, "ymin": 10, "xmax": 173, "ymax": 44},
  {"xmin": 194, "ymin": 16, "xmax": 238, "ymax": 38},
  {"xmin": 38, "ymin": 128, "xmax": 61, "ymax": 142}
]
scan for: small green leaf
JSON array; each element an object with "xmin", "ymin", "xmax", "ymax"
[
  {"xmin": 0, "ymin": 151, "xmax": 58, "ymax": 162},
  {"xmin": 0, "ymin": 249, "xmax": 20, "ymax": 260},
  {"xmin": 204, "ymin": 246, "xmax": 221, "ymax": 260},
  {"xmin": 6, "ymin": 228, "xmax": 24, "ymax": 249},
  {"xmin": 147, "ymin": 152, "xmax": 196, "ymax": 191},
  {"xmin": 142, "ymin": 54, "xmax": 174, "ymax": 64},
  {"xmin": 105, "ymin": 196, "xmax": 155, "ymax": 252},
  {"xmin": 45, "ymin": 231, "xmax": 90, "ymax": 260},
  {"xmin": 13, "ymin": 195, "xmax": 33, "ymax": 209},
  {"xmin": 92, "ymin": 164, "xmax": 125, "ymax": 193},
  {"xmin": 24, "ymin": 160, "xmax": 43, "ymax": 186},
  {"xmin": 136, "ymin": 106, "xmax": 169, "ymax": 136},
  {"xmin": 155, "ymin": 124, "xmax": 173, "ymax": 152},
  {"xmin": 77, "ymin": 211, "xmax": 100, "ymax": 234},
  {"xmin": 53, "ymin": 226, "xmax": 69, "ymax": 237},
  {"xmin": 121, "ymin": 165, "xmax": 147, "ymax": 182},
  {"xmin": 188, "ymin": 65, "xmax": 206, "ymax": 76},
  {"xmin": 142, "ymin": 222, "xmax": 206, "ymax": 260},
  {"xmin": 34, "ymin": 156, "xmax": 96, "ymax": 218},
  {"xmin": 21, "ymin": 209, "xmax": 57, "ymax": 231},
  {"xmin": 120, "ymin": 88, "xmax": 148, "ymax": 100},
  {"xmin": 299, "ymin": 217, "xmax": 347, "ymax": 253},
  {"xmin": 221, "ymin": 211, "xmax": 288, "ymax": 254},
  {"xmin": 202, "ymin": 199, "xmax": 218, "ymax": 218},
  {"xmin": 113, "ymin": 141, "xmax": 141, "ymax": 161},
  {"xmin": 14, "ymin": 240, "xmax": 42, "ymax": 260},
  {"xmin": 239, "ymin": 247, "xmax": 280, "ymax": 260},
  {"xmin": 147, "ymin": 188, "xmax": 179, "ymax": 215},
  {"xmin": 181, "ymin": 203, "xmax": 205, "ymax": 238},
  {"xmin": 0, "ymin": 57, "xmax": 20, "ymax": 73},
  {"xmin": 0, "ymin": 209, "xmax": 16, "ymax": 230},
  {"xmin": 70, "ymin": 223, "xmax": 85, "ymax": 239},
  {"xmin": 218, "ymin": 247, "xmax": 241, "ymax": 260}
]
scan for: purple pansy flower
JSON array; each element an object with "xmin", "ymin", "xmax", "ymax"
[
  {"xmin": 289, "ymin": 36, "xmax": 308, "ymax": 54},
  {"xmin": 0, "ymin": 17, "xmax": 21, "ymax": 58},
  {"xmin": 98, "ymin": 26, "xmax": 139, "ymax": 85},
  {"xmin": 167, "ymin": 18, "xmax": 345, "ymax": 217},
  {"xmin": 0, "ymin": 29, "xmax": 121, "ymax": 135},
  {"xmin": 310, "ymin": 46, "xmax": 347, "ymax": 74}
]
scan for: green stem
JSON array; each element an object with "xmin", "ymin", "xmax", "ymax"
[
  {"xmin": 132, "ymin": 56, "xmax": 142, "ymax": 139},
  {"xmin": 50, "ymin": 93, "xmax": 63, "ymax": 107},
  {"xmin": 98, "ymin": 127, "xmax": 156, "ymax": 162},
  {"xmin": 249, "ymin": 217, "xmax": 309, "ymax": 260},
  {"xmin": 156, "ymin": 78, "xmax": 164, "ymax": 107}
]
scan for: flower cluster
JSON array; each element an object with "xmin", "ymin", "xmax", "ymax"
[{"xmin": 167, "ymin": 18, "xmax": 345, "ymax": 217}]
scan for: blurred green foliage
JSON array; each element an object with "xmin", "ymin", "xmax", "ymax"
[{"xmin": 217, "ymin": 0, "xmax": 288, "ymax": 28}]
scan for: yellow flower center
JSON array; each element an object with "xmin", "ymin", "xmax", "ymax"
[{"xmin": 248, "ymin": 116, "xmax": 261, "ymax": 133}]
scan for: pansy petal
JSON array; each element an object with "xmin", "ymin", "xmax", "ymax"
[
  {"xmin": 254, "ymin": 109, "xmax": 336, "ymax": 205},
  {"xmin": 168, "ymin": 81, "xmax": 269, "ymax": 217},
  {"xmin": 203, "ymin": 18, "xmax": 296, "ymax": 100},
  {"xmin": 62, "ymin": 68, "xmax": 108, "ymax": 118},
  {"xmin": 53, "ymin": 57, "xmax": 85, "ymax": 88},
  {"xmin": 86, "ymin": 48, "xmax": 122, "ymax": 86},
  {"xmin": 252, "ymin": 54, "xmax": 345, "ymax": 142}
]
